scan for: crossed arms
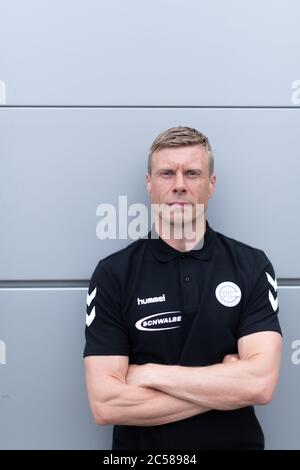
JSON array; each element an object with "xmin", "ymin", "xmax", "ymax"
[{"xmin": 84, "ymin": 331, "xmax": 282, "ymax": 427}]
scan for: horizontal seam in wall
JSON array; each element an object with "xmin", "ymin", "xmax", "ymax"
[
  {"xmin": 0, "ymin": 279, "xmax": 299, "ymax": 289},
  {"xmin": 1, "ymin": 105, "xmax": 300, "ymax": 109}
]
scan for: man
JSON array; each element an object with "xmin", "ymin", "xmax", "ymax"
[{"xmin": 84, "ymin": 126, "xmax": 282, "ymax": 450}]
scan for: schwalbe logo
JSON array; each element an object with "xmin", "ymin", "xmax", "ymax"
[{"xmin": 135, "ymin": 311, "xmax": 182, "ymax": 331}]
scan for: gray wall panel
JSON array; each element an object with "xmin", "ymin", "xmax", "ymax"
[
  {"xmin": 0, "ymin": 287, "xmax": 298, "ymax": 449},
  {"xmin": 0, "ymin": 108, "xmax": 299, "ymax": 279},
  {"xmin": 255, "ymin": 288, "xmax": 300, "ymax": 450},
  {"xmin": 0, "ymin": 289, "xmax": 112, "ymax": 449},
  {"xmin": 0, "ymin": 0, "xmax": 299, "ymax": 106}
]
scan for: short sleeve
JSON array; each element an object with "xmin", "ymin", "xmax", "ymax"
[
  {"xmin": 83, "ymin": 259, "xmax": 130, "ymax": 357},
  {"xmin": 237, "ymin": 251, "xmax": 282, "ymax": 339}
]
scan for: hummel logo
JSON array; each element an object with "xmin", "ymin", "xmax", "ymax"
[
  {"xmin": 86, "ymin": 287, "xmax": 97, "ymax": 326},
  {"xmin": 137, "ymin": 294, "xmax": 166, "ymax": 306},
  {"xmin": 265, "ymin": 272, "xmax": 278, "ymax": 312}
]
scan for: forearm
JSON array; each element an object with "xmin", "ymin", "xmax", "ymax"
[
  {"xmin": 145, "ymin": 359, "xmax": 266, "ymax": 411},
  {"xmin": 98, "ymin": 381, "xmax": 209, "ymax": 426}
]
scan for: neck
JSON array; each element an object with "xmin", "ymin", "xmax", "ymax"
[{"xmin": 154, "ymin": 216, "xmax": 206, "ymax": 252}]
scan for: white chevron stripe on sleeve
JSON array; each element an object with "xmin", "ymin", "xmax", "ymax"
[
  {"xmin": 269, "ymin": 290, "xmax": 278, "ymax": 312},
  {"xmin": 265, "ymin": 272, "xmax": 278, "ymax": 292},
  {"xmin": 86, "ymin": 306, "xmax": 96, "ymax": 327},
  {"xmin": 87, "ymin": 287, "xmax": 97, "ymax": 307}
]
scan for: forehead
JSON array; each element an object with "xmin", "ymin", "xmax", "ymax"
[{"xmin": 152, "ymin": 144, "xmax": 209, "ymax": 169}]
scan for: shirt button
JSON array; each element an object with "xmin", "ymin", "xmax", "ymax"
[{"xmin": 184, "ymin": 275, "xmax": 191, "ymax": 282}]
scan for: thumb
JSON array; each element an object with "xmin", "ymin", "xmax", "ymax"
[{"xmin": 223, "ymin": 353, "xmax": 240, "ymax": 363}]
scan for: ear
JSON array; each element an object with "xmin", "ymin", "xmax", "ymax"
[
  {"xmin": 146, "ymin": 172, "xmax": 151, "ymax": 194},
  {"xmin": 208, "ymin": 174, "xmax": 216, "ymax": 198}
]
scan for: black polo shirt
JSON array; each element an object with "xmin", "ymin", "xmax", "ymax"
[{"xmin": 84, "ymin": 221, "xmax": 282, "ymax": 450}]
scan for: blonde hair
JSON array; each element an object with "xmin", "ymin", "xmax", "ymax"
[{"xmin": 148, "ymin": 126, "xmax": 214, "ymax": 175}]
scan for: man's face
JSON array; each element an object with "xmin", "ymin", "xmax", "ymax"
[{"xmin": 146, "ymin": 144, "xmax": 216, "ymax": 228}]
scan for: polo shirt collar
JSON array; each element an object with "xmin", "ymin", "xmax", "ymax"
[{"xmin": 147, "ymin": 219, "xmax": 215, "ymax": 262}]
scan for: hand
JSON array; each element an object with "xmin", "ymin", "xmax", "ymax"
[
  {"xmin": 126, "ymin": 363, "xmax": 158, "ymax": 387},
  {"xmin": 222, "ymin": 353, "xmax": 240, "ymax": 364}
]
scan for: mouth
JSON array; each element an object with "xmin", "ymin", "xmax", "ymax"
[{"xmin": 167, "ymin": 202, "xmax": 192, "ymax": 206}]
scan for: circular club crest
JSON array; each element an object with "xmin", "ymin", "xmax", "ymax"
[{"xmin": 215, "ymin": 281, "xmax": 241, "ymax": 307}]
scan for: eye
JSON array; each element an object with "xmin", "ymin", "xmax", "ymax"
[
  {"xmin": 186, "ymin": 170, "xmax": 198, "ymax": 177},
  {"xmin": 160, "ymin": 170, "xmax": 174, "ymax": 177}
]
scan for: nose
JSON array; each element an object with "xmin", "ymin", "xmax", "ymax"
[{"xmin": 172, "ymin": 172, "xmax": 186, "ymax": 194}]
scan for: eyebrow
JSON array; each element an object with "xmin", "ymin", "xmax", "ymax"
[{"xmin": 156, "ymin": 168, "xmax": 204, "ymax": 174}]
